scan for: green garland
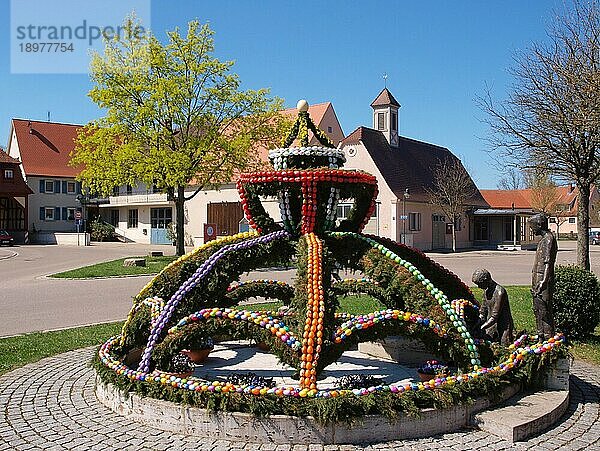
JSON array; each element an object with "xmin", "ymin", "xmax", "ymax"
[
  {"xmin": 282, "ymin": 111, "xmax": 335, "ymax": 148},
  {"xmin": 93, "ymin": 344, "xmax": 568, "ymax": 425}
]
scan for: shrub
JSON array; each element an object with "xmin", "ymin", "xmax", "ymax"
[
  {"xmin": 89, "ymin": 217, "xmax": 114, "ymax": 242},
  {"xmin": 553, "ymin": 265, "xmax": 600, "ymax": 339}
]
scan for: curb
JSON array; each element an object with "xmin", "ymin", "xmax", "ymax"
[{"xmin": 0, "ymin": 250, "xmax": 18, "ymax": 260}]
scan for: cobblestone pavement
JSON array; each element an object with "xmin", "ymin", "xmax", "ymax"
[{"xmin": 1, "ymin": 348, "xmax": 599, "ymax": 451}]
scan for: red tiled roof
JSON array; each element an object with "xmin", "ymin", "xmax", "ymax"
[
  {"xmin": 0, "ymin": 150, "xmax": 33, "ymax": 196},
  {"xmin": 11, "ymin": 119, "xmax": 82, "ymax": 178},
  {"xmin": 0, "ymin": 151, "xmax": 21, "ymax": 165},
  {"xmin": 370, "ymin": 88, "xmax": 400, "ymax": 108},
  {"xmin": 479, "ymin": 189, "xmax": 533, "ymax": 209},
  {"xmin": 342, "ymin": 126, "xmax": 489, "ymax": 206},
  {"xmin": 481, "ymin": 186, "xmax": 581, "ymax": 213}
]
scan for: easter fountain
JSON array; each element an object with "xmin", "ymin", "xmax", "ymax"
[{"xmin": 95, "ymin": 101, "xmax": 567, "ymax": 444}]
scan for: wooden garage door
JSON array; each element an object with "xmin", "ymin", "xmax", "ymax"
[{"xmin": 207, "ymin": 202, "xmax": 244, "ymax": 236}]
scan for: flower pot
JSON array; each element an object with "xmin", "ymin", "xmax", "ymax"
[
  {"xmin": 256, "ymin": 342, "xmax": 270, "ymax": 351},
  {"xmin": 417, "ymin": 372, "xmax": 435, "ymax": 382},
  {"xmin": 181, "ymin": 349, "xmax": 211, "ymax": 363},
  {"xmin": 124, "ymin": 347, "xmax": 143, "ymax": 367}
]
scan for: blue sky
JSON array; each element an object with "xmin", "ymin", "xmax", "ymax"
[{"xmin": 0, "ymin": 1, "xmax": 564, "ymax": 188}]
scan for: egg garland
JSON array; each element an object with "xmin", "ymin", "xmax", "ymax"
[
  {"xmin": 137, "ymin": 229, "xmax": 291, "ymax": 373},
  {"xmin": 328, "ymin": 231, "xmax": 481, "ymax": 368},
  {"xmin": 101, "ymin": 103, "xmax": 567, "ymax": 420},
  {"xmin": 99, "ymin": 332, "xmax": 566, "ymax": 400}
]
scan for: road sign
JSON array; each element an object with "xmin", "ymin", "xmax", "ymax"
[
  {"xmin": 400, "ymin": 215, "xmax": 408, "ymax": 220},
  {"xmin": 204, "ymin": 223, "xmax": 217, "ymax": 243}
]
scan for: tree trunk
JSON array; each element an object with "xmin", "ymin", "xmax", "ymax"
[
  {"xmin": 175, "ymin": 185, "xmax": 186, "ymax": 256},
  {"xmin": 576, "ymin": 182, "xmax": 591, "ymax": 270},
  {"xmin": 452, "ymin": 223, "xmax": 457, "ymax": 252}
]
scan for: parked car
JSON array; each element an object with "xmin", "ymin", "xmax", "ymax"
[
  {"xmin": 0, "ymin": 230, "xmax": 14, "ymax": 246},
  {"xmin": 590, "ymin": 230, "xmax": 600, "ymax": 245}
]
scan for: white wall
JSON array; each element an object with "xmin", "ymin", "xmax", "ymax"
[
  {"xmin": 341, "ymin": 143, "xmax": 397, "ymax": 242},
  {"xmin": 27, "ymin": 176, "xmax": 81, "ymax": 232}
]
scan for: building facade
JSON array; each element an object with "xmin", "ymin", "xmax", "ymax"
[
  {"xmin": 5, "ymin": 119, "xmax": 83, "ymax": 237},
  {"xmin": 0, "ymin": 150, "xmax": 33, "ymax": 243},
  {"xmin": 339, "ymin": 88, "xmax": 488, "ymax": 250}
]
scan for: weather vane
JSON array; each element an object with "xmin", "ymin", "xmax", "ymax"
[{"xmin": 383, "ymin": 73, "xmax": 388, "ymax": 87}]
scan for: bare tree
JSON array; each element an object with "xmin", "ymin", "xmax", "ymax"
[
  {"xmin": 498, "ymin": 167, "xmax": 525, "ymax": 190},
  {"xmin": 428, "ymin": 157, "xmax": 478, "ymax": 252},
  {"xmin": 527, "ymin": 170, "xmax": 560, "ymax": 215},
  {"xmin": 480, "ymin": 0, "xmax": 600, "ymax": 269}
]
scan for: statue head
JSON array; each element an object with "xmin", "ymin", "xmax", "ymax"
[
  {"xmin": 529, "ymin": 213, "xmax": 549, "ymax": 235},
  {"xmin": 472, "ymin": 268, "xmax": 492, "ymax": 289}
]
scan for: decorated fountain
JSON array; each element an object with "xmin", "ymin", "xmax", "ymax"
[{"xmin": 95, "ymin": 101, "xmax": 567, "ymax": 444}]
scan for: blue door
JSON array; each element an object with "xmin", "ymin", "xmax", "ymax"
[{"xmin": 150, "ymin": 208, "xmax": 173, "ymax": 244}]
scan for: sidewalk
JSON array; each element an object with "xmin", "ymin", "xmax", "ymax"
[{"xmin": 0, "ymin": 348, "xmax": 598, "ymax": 450}]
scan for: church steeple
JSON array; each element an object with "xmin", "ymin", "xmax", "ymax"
[{"xmin": 371, "ymin": 88, "xmax": 400, "ymax": 147}]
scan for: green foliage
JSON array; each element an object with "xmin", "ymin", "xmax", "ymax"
[
  {"xmin": 92, "ymin": 341, "xmax": 564, "ymax": 424},
  {"xmin": 225, "ymin": 281, "xmax": 294, "ymax": 305},
  {"xmin": 89, "ymin": 217, "xmax": 115, "ymax": 242},
  {"xmin": 71, "ymin": 18, "xmax": 287, "ymax": 254},
  {"xmin": 553, "ymin": 265, "xmax": 600, "ymax": 339}
]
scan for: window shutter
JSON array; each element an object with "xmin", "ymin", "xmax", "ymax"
[
  {"xmin": 62, "ymin": 181, "xmax": 68, "ymax": 194},
  {"xmin": 62, "ymin": 207, "xmax": 68, "ymax": 220},
  {"xmin": 39, "ymin": 180, "xmax": 45, "ymax": 193},
  {"xmin": 39, "ymin": 207, "xmax": 45, "ymax": 220},
  {"xmin": 54, "ymin": 180, "xmax": 61, "ymax": 194},
  {"xmin": 76, "ymin": 181, "xmax": 82, "ymax": 194},
  {"xmin": 55, "ymin": 207, "xmax": 61, "ymax": 220}
]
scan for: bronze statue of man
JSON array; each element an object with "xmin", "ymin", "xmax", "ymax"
[
  {"xmin": 530, "ymin": 213, "xmax": 557, "ymax": 341},
  {"xmin": 472, "ymin": 268, "xmax": 514, "ymax": 346}
]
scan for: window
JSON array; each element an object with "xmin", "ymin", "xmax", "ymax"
[
  {"xmin": 4, "ymin": 169, "xmax": 13, "ymax": 179},
  {"xmin": 408, "ymin": 212, "xmax": 421, "ymax": 231},
  {"xmin": 336, "ymin": 204, "xmax": 353, "ymax": 220},
  {"xmin": 127, "ymin": 209, "xmax": 138, "ymax": 228},
  {"xmin": 45, "ymin": 207, "xmax": 55, "ymax": 220},
  {"xmin": 391, "ymin": 112, "xmax": 397, "ymax": 131},
  {"xmin": 327, "ymin": 126, "xmax": 333, "ymax": 133},
  {"xmin": 67, "ymin": 181, "xmax": 76, "ymax": 194},
  {"xmin": 569, "ymin": 217, "xmax": 576, "ymax": 224},
  {"xmin": 126, "ymin": 185, "xmax": 133, "ymax": 195},
  {"xmin": 377, "ymin": 112, "xmax": 386, "ymax": 131},
  {"xmin": 67, "ymin": 208, "xmax": 76, "ymax": 221},
  {"xmin": 110, "ymin": 209, "xmax": 119, "ymax": 227},
  {"xmin": 112, "ymin": 186, "xmax": 120, "ymax": 196},
  {"xmin": 45, "ymin": 180, "xmax": 54, "ymax": 193},
  {"xmin": 549, "ymin": 217, "xmax": 557, "ymax": 223},
  {"xmin": 151, "ymin": 208, "xmax": 173, "ymax": 229}
]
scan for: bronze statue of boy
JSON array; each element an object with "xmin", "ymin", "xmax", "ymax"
[
  {"xmin": 472, "ymin": 268, "xmax": 514, "ymax": 346},
  {"xmin": 530, "ymin": 213, "xmax": 557, "ymax": 341}
]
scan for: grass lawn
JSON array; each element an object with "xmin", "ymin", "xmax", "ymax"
[
  {"xmin": 0, "ymin": 322, "xmax": 123, "ymax": 376},
  {"xmin": 49, "ymin": 255, "xmax": 178, "ymax": 279},
  {"xmin": 1, "ymin": 286, "xmax": 598, "ymax": 376}
]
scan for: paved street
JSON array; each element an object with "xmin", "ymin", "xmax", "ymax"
[
  {"xmin": 1, "ymin": 240, "xmax": 600, "ymax": 337},
  {"xmin": 0, "ymin": 347, "xmax": 598, "ymax": 450}
]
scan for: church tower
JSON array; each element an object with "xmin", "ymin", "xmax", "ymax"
[{"xmin": 370, "ymin": 88, "xmax": 400, "ymax": 147}]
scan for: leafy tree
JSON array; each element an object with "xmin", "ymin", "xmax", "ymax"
[
  {"xmin": 72, "ymin": 19, "xmax": 286, "ymax": 255},
  {"xmin": 427, "ymin": 157, "xmax": 477, "ymax": 252},
  {"xmin": 480, "ymin": 0, "xmax": 600, "ymax": 269}
]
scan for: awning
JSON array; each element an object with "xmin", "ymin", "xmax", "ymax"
[{"xmin": 473, "ymin": 208, "xmax": 535, "ymax": 216}]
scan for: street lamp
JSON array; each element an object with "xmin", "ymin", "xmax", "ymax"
[{"xmin": 403, "ymin": 188, "xmax": 410, "ymax": 244}]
